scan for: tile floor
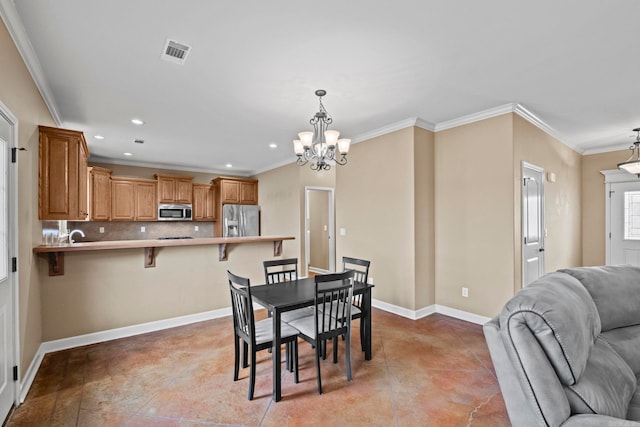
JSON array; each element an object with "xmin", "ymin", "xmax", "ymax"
[{"xmin": 6, "ymin": 310, "xmax": 511, "ymax": 426}]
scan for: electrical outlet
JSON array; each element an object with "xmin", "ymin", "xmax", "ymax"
[
  {"xmin": 462, "ymin": 287, "xmax": 469, "ymax": 298},
  {"xmin": 99, "ymin": 227, "xmax": 105, "ymax": 234},
  {"xmin": 194, "ymin": 225, "xmax": 199, "ymax": 231},
  {"xmin": 141, "ymin": 226, "xmax": 146, "ymax": 233}
]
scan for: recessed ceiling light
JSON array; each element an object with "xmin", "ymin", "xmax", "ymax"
[
  {"xmin": 94, "ymin": 135, "xmax": 104, "ymax": 140},
  {"xmin": 123, "ymin": 152, "xmax": 133, "ymax": 156},
  {"xmin": 225, "ymin": 163, "xmax": 233, "ymax": 168},
  {"xmin": 269, "ymin": 143, "xmax": 278, "ymax": 149},
  {"xmin": 131, "ymin": 119, "xmax": 144, "ymax": 125}
]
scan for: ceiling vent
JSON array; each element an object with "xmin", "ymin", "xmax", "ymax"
[{"xmin": 161, "ymin": 39, "xmax": 191, "ymax": 65}]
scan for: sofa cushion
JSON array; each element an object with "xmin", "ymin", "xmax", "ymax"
[
  {"xmin": 559, "ymin": 265, "xmax": 640, "ymax": 331},
  {"xmin": 602, "ymin": 325, "xmax": 640, "ymax": 374},
  {"xmin": 501, "ymin": 272, "xmax": 600, "ymax": 386},
  {"xmin": 564, "ymin": 337, "xmax": 636, "ymax": 419},
  {"xmin": 629, "ymin": 377, "xmax": 640, "ymax": 422}
]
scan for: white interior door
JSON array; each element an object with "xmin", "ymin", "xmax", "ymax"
[
  {"xmin": 522, "ymin": 162, "xmax": 545, "ymax": 286},
  {"xmin": 304, "ymin": 187, "xmax": 335, "ymax": 274},
  {"xmin": 0, "ymin": 102, "xmax": 16, "ymax": 420},
  {"xmin": 609, "ymin": 181, "xmax": 640, "ymax": 265}
]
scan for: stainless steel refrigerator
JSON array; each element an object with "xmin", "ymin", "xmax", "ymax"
[{"xmin": 222, "ymin": 204, "xmax": 260, "ymax": 237}]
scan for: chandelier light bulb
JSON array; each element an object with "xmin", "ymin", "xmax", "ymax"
[
  {"xmin": 324, "ymin": 130, "xmax": 340, "ymax": 147},
  {"xmin": 337, "ymin": 139, "xmax": 351, "ymax": 154},
  {"xmin": 293, "ymin": 140, "xmax": 304, "ymax": 155},
  {"xmin": 298, "ymin": 132, "xmax": 313, "ymax": 148}
]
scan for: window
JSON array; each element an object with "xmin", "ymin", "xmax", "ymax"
[{"xmin": 624, "ymin": 191, "xmax": 640, "ymax": 240}]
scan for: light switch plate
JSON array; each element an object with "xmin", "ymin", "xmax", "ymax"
[{"xmin": 339, "ymin": 228, "xmax": 346, "ymax": 236}]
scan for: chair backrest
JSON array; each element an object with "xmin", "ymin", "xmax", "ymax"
[
  {"xmin": 263, "ymin": 258, "xmax": 298, "ymax": 284},
  {"xmin": 342, "ymin": 257, "xmax": 370, "ymax": 308},
  {"xmin": 342, "ymin": 257, "xmax": 370, "ymax": 284},
  {"xmin": 227, "ymin": 270, "xmax": 255, "ymax": 345},
  {"xmin": 314, "ymin": 270, "xmax": 355, "ymax": 340}
]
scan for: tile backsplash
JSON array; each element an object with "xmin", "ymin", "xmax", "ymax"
[{"xmin": 65, "ymin": 221, "xmax": 214, "ymax": 242}]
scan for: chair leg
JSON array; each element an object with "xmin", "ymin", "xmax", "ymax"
[
  {"xmin": 242, "ymin": 342, "xmax": 249, "ymax": 368},
  {"xmin": 233, "ymin": 335, "xmax": 240, "ymax": 381},
  {"xmin": 285, "ymin": 342, "xmax": 290, "ymax": 371},
  {"xmin": 322, "ymin": 339, "xmax": 327, "ymax": 360},
  {"xmin": 248, "ymin": 348, "xmax": 257, "ymax": 400},
  {"xmin": 333, "ymin": 336, "xmax": 338, "ymax": 363},
  {"xmin": 294, "ymin": 340, "xmax": 299, "ymax": 384},
  {"xmin": 360, "ymin": 317, "xmax": 365, "ymax": 352},
  {"xmin": 315, "ymin": 341, "xmax": 323, "ymax": 394},
  {"xmin": 345, "ymin": 329, "xmax": 353, "ymax": 382}
]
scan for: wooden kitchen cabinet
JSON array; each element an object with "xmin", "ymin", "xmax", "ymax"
[
  {"xmin": 155, "ymin": 173, "xmax": 193, "ymax": 204},
  {"xmin": 89, "ymin": 166, "xmax": 112, "ymax": 221},
  {"xmin": 212, "ymin": 176, "xmax": 257, "ymax": 235},
  {"xmin": 193, "ymin": 184, "xmax": 215, "ymax": 221},
  {"xmin": 214, "ymin": 177, "xmax": 258, "ymax": 205},
  {"xmin": 38, "ymin": 126, "xmax": 90, "ymax": 220},
  {"xmin": 111, "ymin": 178, "xmax": 157, "ymax": 221}
]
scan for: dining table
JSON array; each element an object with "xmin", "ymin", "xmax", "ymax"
[{"xmin": 250, "ymin": 276, "xmax": 374, "ymax": 402}]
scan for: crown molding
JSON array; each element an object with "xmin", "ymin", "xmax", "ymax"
[
  {"xmin": 513, "ymin": 104, "xmax": 580, "ymax": 153},
  {"xmin": 435, "ymin": 103, "xmax": 517, "ymax": 132},
  {"xmin": 583, "ymin": 144, "xmax": 631, "ymax": 156},
  {"xmin": 350, "ymin": 116, "xmax": 436, "ymax": 145},
  {"xmin": 0, "ymin": 0, "xmax": 62, "ymax": 126}
]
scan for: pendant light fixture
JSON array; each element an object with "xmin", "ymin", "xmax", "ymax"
[
  {"xmin": 293, "ymin": 90, "xmax": 350, "ymax": 171},
  {"xmin": 618, "ymin": 128, "xmax": 640, "ymax": 177}
]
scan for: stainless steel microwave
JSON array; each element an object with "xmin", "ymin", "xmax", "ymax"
[{"xmin": 158, "ymin": 204, "xmax": 192, "ymax": 221}]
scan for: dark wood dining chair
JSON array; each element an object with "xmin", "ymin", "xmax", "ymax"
[
  {"xmin": 288, "ymin": 270, "xmax": 355, "ymax": 394},
  {"xmin": 263, "ymin": 258, "xmax": 314, "ymax": 323},
  {"xmin": 342, "ymin": 256, "xmax": 371, "ymax": 351},
  {"xmin": 227, "ymin": 270, "xmax": 299, "ymax": 400}
]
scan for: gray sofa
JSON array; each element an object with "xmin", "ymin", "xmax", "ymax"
[{"xmin": 484, "ymin": 265, "xmax": 640, "ymax": 426}]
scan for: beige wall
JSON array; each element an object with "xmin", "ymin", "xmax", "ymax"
[
  {"xmin": 336, "ymin": 127, "xmax": 419, "ymax": 309},
  {"xmin": 0, "ymin": 20, "xmax": 56, "ymax": 375},
  {"xmin": 414, "ymin": 127, "xmax": 436, "ymax": 308},
  {"xmin": 435, "ymin": 115, "xmax": 515, "ymax": 317},
  {"xmin": 581, "ymin": 149, "xmax": 628, "ymax": 266},
  {"xmin": 513, "ymin": 115, "xmax": 582, "ymax": 289}
]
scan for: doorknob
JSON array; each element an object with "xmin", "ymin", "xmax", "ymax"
[{"xmin": 539, "ymin": 248, "xmax": 545, "ymax": 252}]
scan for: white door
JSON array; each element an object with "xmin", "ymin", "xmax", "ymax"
[
  {"xmin": 522, "ymin": 163, "xmax": 545, "ymax": 286},
  {"xmin": 609, "ymin": 181, "xmax": 640, "ymax": 265},
  {"xmin": 0, "ymin": 102, "xmax": 17, "ymax": 420}
]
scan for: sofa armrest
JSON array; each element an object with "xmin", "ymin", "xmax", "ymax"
[{"xmin": 561, "ymin": 414, "xmax": 640, "ymax": 426}]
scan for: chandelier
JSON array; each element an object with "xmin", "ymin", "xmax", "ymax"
[
  {"xmin": 293, "ymin": 90, "xmax": 351, "ymax": 171},
  {"xmin": 618, "ymin": 128, "xmax": 640, "ymax": 177}
]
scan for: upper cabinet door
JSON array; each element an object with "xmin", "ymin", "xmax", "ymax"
[
  {"xmin": 155, "ymin": 174, "xmax": 193, "ymax": 204},
  {"xmin": 38, "ymin": 126, "xmax": 90, "ymax": 220},
  {"xmin": 240, "ymin": 181, "xmax": 258, "ymax": 204},
  {"xmin": 220, "ymin": 180, "xmax": 240, "ymax": 204}
]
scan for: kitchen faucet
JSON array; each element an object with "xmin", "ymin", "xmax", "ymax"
[{"xmin": 69, "ymin": 229, "xmax": 85, "ymax": 244}]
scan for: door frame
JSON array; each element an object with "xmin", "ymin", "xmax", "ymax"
[
  {"xmin": 0, "ymin": 99, "xmax": 19, "ymax": 408},
  {"xmin": 521, "ymin": 161, "xmax": 545, "ymax": 287},
  {"xmin": 304, "ymin": 186, "xmax": 335, "ymax": 274},
  {"xmin": 602, "ymin": 169, "xmax": 640, "ymax": 264}
]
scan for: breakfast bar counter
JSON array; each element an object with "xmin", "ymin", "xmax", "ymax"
[{"xmin": 33, "ymin": 236, "xmax": 295, "ymax": 276}]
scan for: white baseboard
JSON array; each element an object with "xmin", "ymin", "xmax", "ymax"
[
  {"xmin": 19, "ymin": 307, "xmax": 232, "ymax": 403},
  {"xmin": 371, "ymin": 299, "xmax": 490, "ymax": 325},
  {"xmin": 434, "ymin": 305, "xmax": 491, "ymax": 325}
]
